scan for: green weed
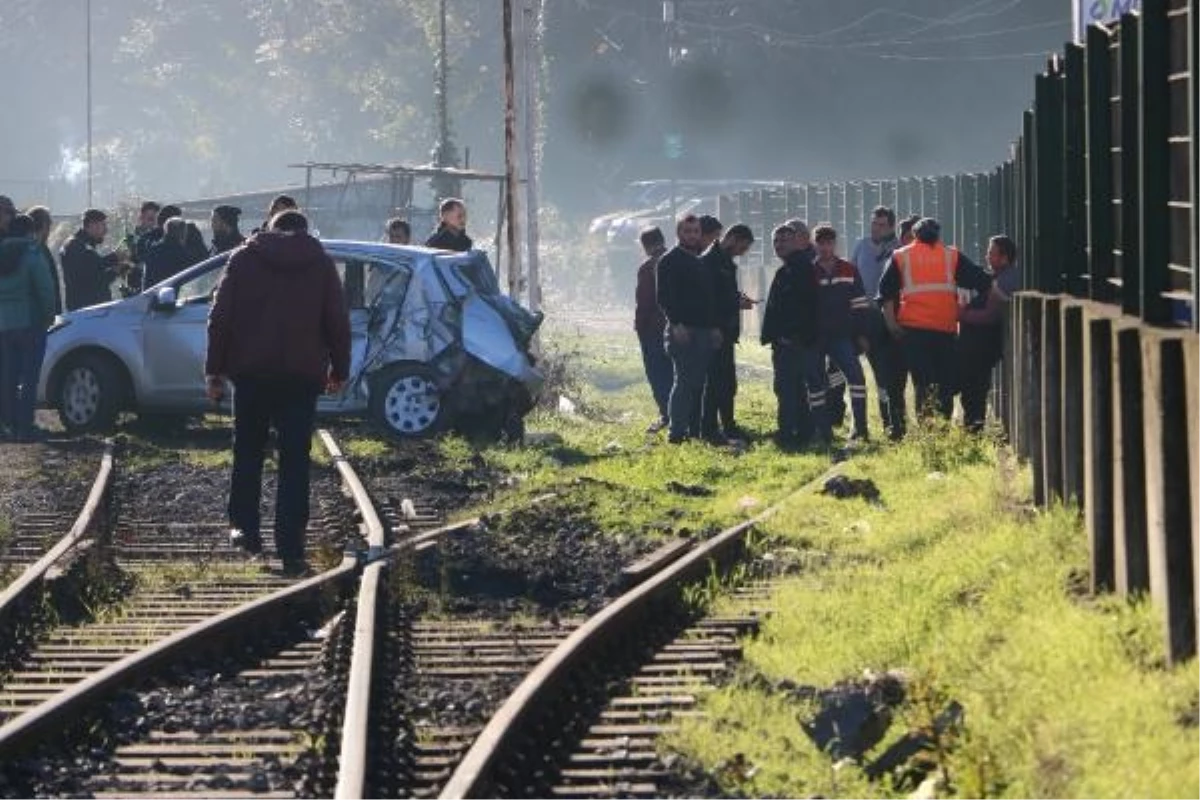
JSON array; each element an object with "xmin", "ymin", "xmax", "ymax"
[{"xmin": 666, "ymin": 429, "xmax": 1199, "ymax": 798}]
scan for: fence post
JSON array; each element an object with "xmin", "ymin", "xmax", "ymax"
[
  {"xmin": 1112, "ymin": 322, "xmax": 1150, "ymax": 595},
  {"xmin": 1041, "ymin": 296, "xmax": 1064, "ymax": 501},
  {"xmin": 1186, "ymin": 335, "xmax": 1200, "ymax": 659},
  {"xmin": 1061, "ymin": 301, "xmax": 1085, "ymax": 505},
  {"xmin": 1141, "ymin": 331, "xmax": 1197, "ymax": 661},
  {"xmin": 1138, "ymin": 0, "xmax": 1172, "ymax": 325},
  {"xmin": 1024, "ymin": 294, "xmax": 1046, "ymax": 505},
  {"xmin": 1022, "ymin": 111, "xmax": 1036, "ymax": 282},
  {"xmin": 1007, "ymin": 293, "xmax": 1025, "ymax": 454},
  {"xmin": 1064, "ymin": 43, "xmax": 1089, "ymax": 297},
  {"xmin": 1085, "ymin": 24, "xmax": 1116, "ymax": 302},
  {"xmin": 1192, "ymin": 0, "xmax": 1199, "ymax": 333},
  {"xmin": 1119, "ymin": 14, "xmax": 1141, "ymax": 316},
  {"xmin": 1035, "ymin": 70, "xmax": 1065, "ymax": 293},
  {"xmin": 1084, "ymin": 308, "xmax": 1116, "ymax": 592}
]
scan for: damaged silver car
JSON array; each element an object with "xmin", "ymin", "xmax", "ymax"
[{"xmin": 37, "ymin": 241, "xmax": 544, "ymax": 439}]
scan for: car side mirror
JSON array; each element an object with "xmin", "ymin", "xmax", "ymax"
[{"xmin": 154, "ymin": 286, "xmax": 178, "ymax": 309}]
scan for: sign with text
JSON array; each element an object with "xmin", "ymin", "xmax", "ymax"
[{"xmin": 1074, "ymin": 0, "xmax": 1141, "ymax": 40}]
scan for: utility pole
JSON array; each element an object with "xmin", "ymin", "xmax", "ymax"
[
  {"xmin": 86, "ymin": 0, "xmax": 93, "ymax": 208},
  {"xmin": 431, "ymin": 0, "xmax": 461, "ymax": 201},
  {"xmin": 521, "ymin": 0, "xmax": 542, "ymax": 320},
  {"xmin": 663, "ymin": 0, "xmax": 679, "ymax": 65},
  {"xmin": 501, "ymin": 0, "xmax": 522, "ymax": 299}
]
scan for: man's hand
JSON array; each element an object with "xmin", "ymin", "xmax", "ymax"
[
  {"xmin": 205, "ymin": 375, "xmax": 226, "ymax": 402},
  {"xmin": 671, "ymin": 323, "xmax": 691, "ymax": 345},
  {"xmin": 856, "ymin": 336, "xmax": 870, "ymax": 354},
  {"xmin": 737, "ymin": 292, "xmax": 755, "ymax": 310},
  {"xmin": 325, "ymin": 378, "xmax": 346, "ymax": 395}
]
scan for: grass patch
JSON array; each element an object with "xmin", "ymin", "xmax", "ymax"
[
  {"xmin": 667, "ymin": 435, "xmax": 1199, "ymax": 798},
  {"xmin": 436, "ymin": 335, "xmax": 831, "ymax": 539}
]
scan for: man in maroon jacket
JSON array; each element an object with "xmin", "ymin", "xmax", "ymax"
[
  {"xmin": 635, "ymin": 226, "xmax": 671, "ymax": 432},
  {"xmin": 205, "ymin": 210, "xmax": 351, "ymax": 577}
]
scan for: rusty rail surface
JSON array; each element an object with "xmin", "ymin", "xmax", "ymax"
[
  {"xmin": 439, "ymin": 467, "xmax": 839, "ymax": 799},
  {"xmin": 0, "ymin": 442, "xmax": 114, "ymax": 629},
  {"xmin": 0, "ymin": 432, "xmax": 369, "ymax": 767}
]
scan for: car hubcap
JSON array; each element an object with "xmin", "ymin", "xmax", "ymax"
[
  {"xmin": 383, "ymin": 374, "xmax": 440, "ymax": 434},
  {"xmin": 62, "ymin": 367, "xmax": 100, "ymax": 426}
]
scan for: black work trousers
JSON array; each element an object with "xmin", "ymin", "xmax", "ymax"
[
  {"xmin": 867, "ymin": 332, "xmax": 908, "ymax": 439},
  {"xmin": 701, "ymin": 338, "xmax": 737, "ymax": 435},
  {"xmin": 902, "ymin": 327, "xmax": 956, "ymax": 420},
  {"xmin": 228, "ymin": 376, "xmax": 320, "ymax": 563},
  {"xmin": 957, "ymin": 323, "xmax": 1002, "ymax": 431}
]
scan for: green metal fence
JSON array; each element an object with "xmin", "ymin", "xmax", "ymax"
[
  {"xmin": 1005, "ymin": 0, "xmax": 1198, "ymax": 664},
  {"xmin": 712, "ymin": 0, "xmax": 1199, "ymax": 662}
]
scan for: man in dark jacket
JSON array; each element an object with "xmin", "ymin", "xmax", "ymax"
[
  {"xmin": 0, "ymin": 214, "xmax": 56, "ymax": 441},
  {"xmin": 135, "ymin": 204, "xmax": 181, "ymax": 265},
  {"xmin": 143, "ymin": 218, "xmax": 195, "ymax": 287},
  {"xmin": 252, "ymin": 195, "xmax": 298, "ymax": 236},
  {"xmin": 425, "ymin": 197, "xmax": 473, "ymax": 251},
  {"xmin": 634, "ymin": 226, "xmax": 670, "ymax": 432},
  {"xmin": 206, "ymin": 210, "xmax": 351, "ymax": 577},
  {"xmin": 26, "ymin": 207, "xmax": 62, "ymax": 315},
  {"xmin": 784, "ymin": 217, "xmax": 844, "ymax": 426},
  {"xmin": 761, "ymin": 224, "xmax": 824, "ymax": 449},
  {"xmin": 656, "ymin": 213, "xmax": 720, "ymax": 443},
  {"xmin": 700, "ymin": 223, "xmax": 754, "ymax": 441},
  {"xmin": 61, "ymin": 209, "xmax": 125, "ymax": 311},
  {"xmin": 811, "ymin": 224, "xmax": 871, "ymax": 442},
  {"xmin": 210, "ymin": 205, "xmax": 245, "ymax": 255},
  {"xmin": 956, "ymin": 234, "xmax": 1021, "ymax": 432}
]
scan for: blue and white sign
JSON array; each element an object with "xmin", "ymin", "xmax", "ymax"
[{"xmin": 1074, "ymin": 0, "xmax": 1142, "ymax": 41}]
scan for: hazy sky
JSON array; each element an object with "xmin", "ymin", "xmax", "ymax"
[{"xmin": 0, "ymin": 0, "xmax": 1072, "ymax": 217}]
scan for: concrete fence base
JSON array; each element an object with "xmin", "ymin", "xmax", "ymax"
[{"xmin": 1001, "ymin": 292, "xmax": 1199, "ymax": 662}]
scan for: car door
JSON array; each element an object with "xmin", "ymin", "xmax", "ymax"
[
  {"xmin": 317, "ymin": 252, "xmax": 390, "ymax": 412},
  {"xmin": 140, "ymin": 258, "xmax": 228, "ymax": 410}
]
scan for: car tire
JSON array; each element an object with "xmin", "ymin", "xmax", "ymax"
[
  {"xmin": 369, "ymin": 363, "xmax": 448, "ymax": 439},
  {"xmin": 56, "ymin": 353, "xmax": 126, "ymax": 434}
]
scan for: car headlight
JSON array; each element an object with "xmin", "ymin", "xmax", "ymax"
[{"xmin": 48, "ymin": 317, "xmax": 71, "ymax": 335}]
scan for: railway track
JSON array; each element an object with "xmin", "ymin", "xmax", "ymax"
[
  {"xmin": 436, "ymin": 470, "xmax": 837, "ymax": 800},
  {"xmin": 0, "ymin": 430, "xmax": 445, "ymax": 799},
  {"xmin": 0, "ymin": 427, "xmax": 832, "ymax": 800}
]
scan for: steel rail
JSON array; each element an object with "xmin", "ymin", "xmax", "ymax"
[
  {"xmin": 0, "ymin": 442, "xmax": 114, "ymax": 628},
  {"xmin": 439, "ymin": 466, "xmax": 839, "ymax": 799},
  {"xmin": 321, "ymin": 426, "xmax": 391, "ymax": 800},
  {"xmin": 317, "ymin": 429, "xmax": 387, "ymax": 557},
  {"xmin": 0, "ymin": 432, "xmax": 371, "ymax": 765}
]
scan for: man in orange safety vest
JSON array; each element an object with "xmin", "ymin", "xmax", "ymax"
[{"xmin": 877, "ymin": 217, "xmax": 1000, "ymax": 421}]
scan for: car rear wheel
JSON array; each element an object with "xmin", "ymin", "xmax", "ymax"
[
  {"xmin": 57, "ymin": 354, "xmax": 125, "ymax": 434},
  {"xmin": 369, "ymin": 364, "xmax": 448, "ymax": 438}
]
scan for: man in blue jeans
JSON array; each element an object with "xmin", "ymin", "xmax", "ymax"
[
  {"xmin": 634, "ymin": 226, "xmax": 671, "ymax": 432},
  {"xmin": 811, "ymin": 224, "xmax": 871, "ymax": 442},
  {"xmin": 0, "ymin": 214, "xmax": 56, "ymax": 442},
  {"xmin": 206, "ymin": 210, "xmax": 351, "ymax": 577},
  {"xmin": 656, "ymin": 214, "xmax": 720, "ymax": 444}
]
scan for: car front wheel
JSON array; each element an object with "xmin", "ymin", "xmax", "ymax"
[
  {"xmin": 57, "ymin": 354, "xmax": 125, "ymax": 434},
  {"xmin": 369, "ymin": 364, "xmax": 448, "ymax": 438}
]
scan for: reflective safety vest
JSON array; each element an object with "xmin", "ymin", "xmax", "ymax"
[{"xmin": 896, "ymin": 242, "xmax": 959, "ymax": 334}]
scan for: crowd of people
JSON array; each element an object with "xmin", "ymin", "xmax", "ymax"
[
  {"xmin": 634, "ymin": 206, "xmax": 1019, "ymax": 448},
  {"xmin": 0, "ymin": 188, "xmax": 478, "ymax": 446}
]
